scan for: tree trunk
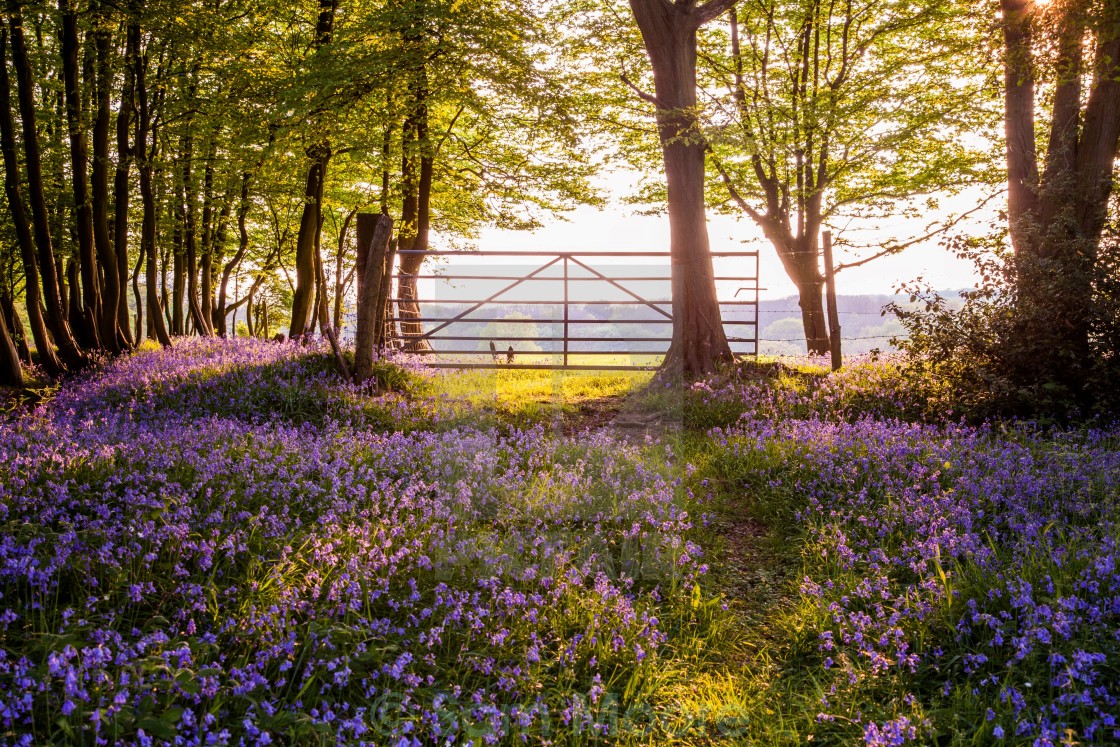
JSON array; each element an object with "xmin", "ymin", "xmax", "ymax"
[
  {"xmin": 217, "ymin": 172, "xmax": 252, "ymax": 336},
  {"xmin": 6, "ymin": 4, "xmax": 85, "ymax": 370},
  {"xmin": 289, "ymin": 144, "xmax": 330, "ymax": 339},
  {"xmin": 60, "ymin": 0, "xmax": 107, "ymax": 349},
  {"xmin": 0, "ymin": 299, "xmax": 21, "ymax": 387},
  {"xmin": 0, "ymin": 292, "xmax": 30, "ymax": 364},
  {"xmin": 334, "ymin": 207, "xmax": 356, "ymax": 331},
  {"xmin": 0, "ymin": 27, "xmax": 63, "ymax": 377},
  {"xmin": 114, "ymin": 12, "xmax": 140, "ymax": 346},
  {"xmin": 997, "ymin": 0, "xmax": 1120, "ymax": 394},
  {"xmin": 1000, "ymin": 0, "xmax": 1040, "ymax": 254},
  {"xmin": 628, "ymin": 0, "xmax": 733, "ymax": 376},
  {"xmin": 396, "ymin": 68, "xmax": 434, "ymax": 351},
  {"xmin": 354, "ymin": 214, "xmax": 393, "ymax": 383},
  {"xmin": 171, "ymin": 213, "xmax": 185, "ymax": 335},
  {"xmin": 180, "ymin": 130, "xmax": 211, "ymax": 336},
  {"xmin": 90, "ymin": 0, "xmax": 124, "ymax": 351},
  {"xmin": 136, "ymin": 27, "xmax": 171, "ymax": 348},
  {"xmin": 288, "ymin": 0, "xmax": 337, "ymax": 339}
]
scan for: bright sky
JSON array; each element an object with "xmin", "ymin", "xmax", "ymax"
[{"xmin": 474, "ymin": 173, "xmax": 990, "ymax": 301}]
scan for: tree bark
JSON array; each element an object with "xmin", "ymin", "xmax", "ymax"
[
  {"xmin": 289, "ymin": 144, "xmax": 330, "ymax": 338},
  {"xmin": 288, "ymin": 0, "xmax": 337, "ymax": 338},
  {"xmin": 0, "ymin": 27, "xmax": 62, "ymax": 376},
  {"xmin": 135, "ymin": 24, "xmax": 171, "ymax": 348},
  {"xmin": 334, "ymin": 207, "xmax": 356, "ymax": 330},
  {"xmin": 6, "ymin": 4, "xmax": 85, "ymax": 369},
  {"xmin": 60, "ymin": 0, "xmax": 108, "ymax": 349},
  {"xmin": 628, "ymin": 0, "xmax": 734, "ymax": 376},
  {"xmin": 114, "ymin": 10, "xmax": 140, "ymax": 346},
  {"xmin": 0, "ymin": 292, "xmax": 30, "ymax": 364},
  {"xmin": 0, "ymin": 297, "xmax": 21, "ymax": 387},
  {"xmin": 996, "ymin": 0, "xmax": 1120, "ymax": 395},
  {"xmin": 1001, "ymin": 0, "xmax": 1040, "ymax": 254},
  {"xmin": 90, "ymin": 0, "xmax": 124, "ymax": 350},
  {"xmin": 396, "ymin": 66, "xmax": 434, "ymax": 351},
  {"xmin": 354, "ymin": 214, "xmax": 393, "ymax": 383}
]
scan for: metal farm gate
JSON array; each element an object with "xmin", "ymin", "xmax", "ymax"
[{"xmin": 386, "ymin": 249, "xmax": 759, "ymax": 370}]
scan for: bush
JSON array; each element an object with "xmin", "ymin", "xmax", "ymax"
[{"xmin": 889, "ymin": 220, "xmax": 1120, "ymax": 421}]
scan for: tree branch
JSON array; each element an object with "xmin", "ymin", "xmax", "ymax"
[
  {"xmin": 620, "ymin": 73, "xmax": 663, "ymax": 107},
  {"xmin": 691, "ymin": 0, "xmax": 737, "ymax": 28}
]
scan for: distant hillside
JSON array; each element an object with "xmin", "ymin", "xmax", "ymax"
[{"xmin": 378, "ymin": 291, "xmax": 968, "ymax": 358}]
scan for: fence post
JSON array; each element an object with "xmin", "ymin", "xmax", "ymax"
[
  {"xmin": 563, "ymin": 255, "xmax": 569, "ymax": 367},
  {"xmin": 822, "ymin": 231, "xmax": 842, "ymax": 371}
]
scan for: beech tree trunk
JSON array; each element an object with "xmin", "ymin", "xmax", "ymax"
[
  {"xmin": 354, "ymin": 214, "xmax": 393, "ymax": 383},
  {"xmin": 136, "ymin": 28, "xmax": 171, "ymax": 348},
  {"xmin": 334, "ymin": 207, "xmax": 356, "ymax": 331},
  {"xmin": 60, "ymin": 0, "xmax": 109, "ymax": 350},
  {"xmin": 90, "ymin": 0, "xmax": 124, "ymax": 351},
  {"xmin": 289, "ymin": 144, "xmax": 330, "ymax": 338},
  {"xmin": 288, "ymin": 0, "xmax": 337, "ymax": 339},
  {"xmin": 114, "ymin": 11, "xmax": 140, "ymax": 346},
  {"xmin": 5, "ymin": 8, "xmax": 85, "ymax": 371},
  {"xmin": 0, "ymin": 27, "xmax": 62, "ymax": 376},
  {"xmin": 999, "ymin": 0, "xmax": 1120, "ymax": 390},
  {"xmin": 628, "ymin": 0, "xmax": 734, "ymax": 376},
  {"xmin": 0, "ymin": 301, "xmax": 20, "ymax": 387},
  {"xmin": 396, "ymin": 66, "xmax": 434, "ymax": 351}
]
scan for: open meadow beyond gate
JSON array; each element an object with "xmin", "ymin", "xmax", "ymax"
[{"xmin": 386, "ymin": 249, "xmax": 760, "ymax": 370}]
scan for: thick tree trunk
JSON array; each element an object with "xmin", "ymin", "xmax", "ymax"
[
  {"xmin": 90, "ymin": 0, "xmax": 124, "ymax": 351},
  {"xmin": 60, "ymin": 0, "xmax": 108, "ymax": 349},
  {"xmin": 289, "ymin": 145, "xmax": 329, "ymax": 338},
  {"xmin": 0, "ymin": 27, "xmax": 63, "ymax": 377},
  {"xmin": 797, "ymin": 278, "xmax": 829, "ymax": 356},
  {"xmin": 0, "ymin": 300, "xmax": 21, "ymax": 387},
  {"xmin": 1001, "ymin": 0, "xmax": 1040, "ymax": 254},
  {"xmin": 6, "ymin": 5, "xmax": 85, "ymax": 369},
  {"xmin": 354, "ymin": 214, "xmax": 393, "ymax": 383},
  {"xmin": 629, "ymin": 0, "xmax": 733, "ymax": 376},
  {"xmin": 288, "ymin": 0, "xmax": 337, "ymax": 339},
  {"xmin": 114, "ymin": 15, "xmax": 140, "ymax": 346},
  {"xmin": 0, "ymin": 292, "xmax": 30, "ymax": 364},
  {"xmin": 997, "ymin": 0, "xmax": 1120, "ymax": 397}
]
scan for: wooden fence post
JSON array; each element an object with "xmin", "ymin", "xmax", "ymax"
[
  {"xmin": 354, "ymin": 213, "xmax": 394, "ymax": 383},
  {"xmin": 822, "ymin": 230, "xmax": 842, "ymax": 371}
]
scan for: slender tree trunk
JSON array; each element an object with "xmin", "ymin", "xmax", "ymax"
[
  {"xmin": 398, "ymin": 82, "xmax": 434, "ymax": 351},
  {"xmin": 289, "ymin": 0, "xmax": 337, "ymax": 338},
  {"xmin": 60, "ymin": 0, "xmax": 107, "ymax": 349},
  {"xmin": 90, "ymin": 0, "xmax": 123, "ymax": 351},
  {"xmin": 114, "ymin": 13, "xmax": 140, "ymax": 346},
  {"xmin": 172, "ymin": 214, "xmax": 185, "ymax": 334},
  {"xmin": 180, "ymin": 131, "xmax": 210, "ymax": 336},
  {"xmin": 0, "ymin": 298, "xmax": 21, "ymax": 387},
  {"xmin": 218, "ymin": 172, "xmax": 252, "ymax": 336},
  {"xmin": 0, "ymin": 292, "xmax": 30, "ymax": 364},
  {"xmin": 135, "ymin": 28, "xmax": 170, "ymax": 348},
  {"xmin": 131, "ymin": 245, "xmax": 143, "ymax": 342},
  {"xmin": 629, "ymin": 0, "xmax": 733, "ymax": 375},
  {"xmin": 334, "ymin": 207, "xmax": 355, "ymax": 330},
  {"xmin": 0, "ymin": 28, "xmax": 61, "ymax": 376},
  {"xmin": 6, "ymin": 4, "xmax": 85, "ymax": 369}
]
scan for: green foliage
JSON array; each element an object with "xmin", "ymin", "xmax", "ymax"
[{"xmin": 890, "ymin": 219, "xmax": 1120, "ymax": 421}]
